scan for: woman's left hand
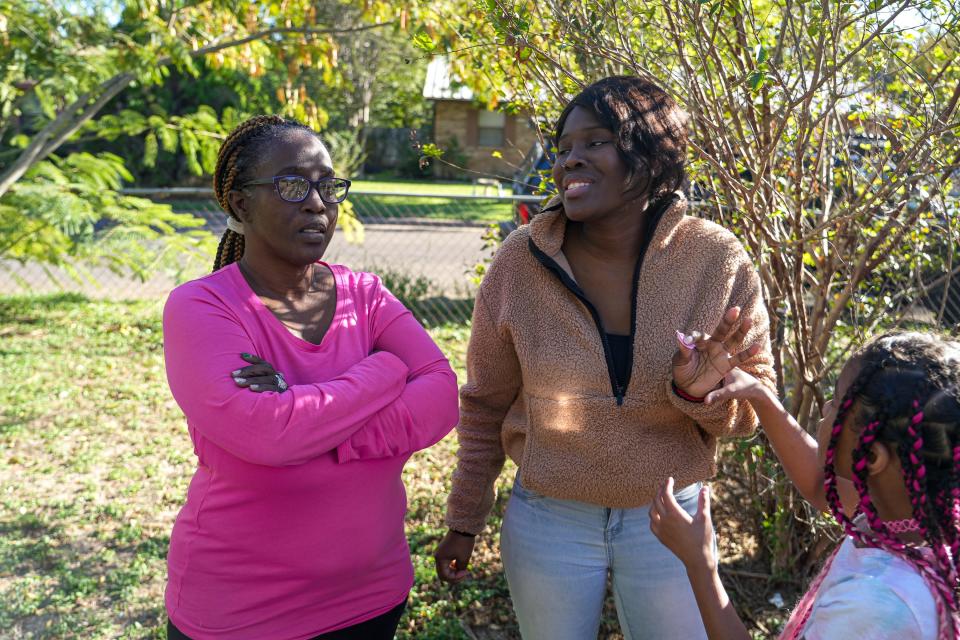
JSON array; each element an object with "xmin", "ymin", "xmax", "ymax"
[
  {"xmin": 672, "ymin": 306, "xmax": 760, "ymax": 399},
  {"xmin": 231, "ymin": 353, "xmax": 289, "ymax": 393},
  {"xmin": 649, "ymin": 477, "xmax": 716, "ymax": 572}
]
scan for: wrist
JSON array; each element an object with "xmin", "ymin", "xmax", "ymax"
[
  {"xmin": 684, "ymin": 556, "xmax": 719, "ymax": 580},
  {"xmin": 750, "ymin": 385, "xmax": 781, "ymax": 413},
  {"xmin": 672, "ymin": 379, "xmax": 715, "ymax": 403},
  {"xmin": 449, "ymin": 528, "xmax": 476, "ymax": 538}
]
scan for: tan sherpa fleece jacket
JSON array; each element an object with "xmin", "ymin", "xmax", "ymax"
[{"xmin": 445, "ymin": 193, "xmax": 777, "ymax": 535}]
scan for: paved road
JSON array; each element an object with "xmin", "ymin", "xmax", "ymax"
[{"xmin": 0, "ymin": 222, "xmax": 490, "ymax": 300}]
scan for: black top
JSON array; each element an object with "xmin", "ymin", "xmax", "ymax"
[
  {"xmin": 529, "ymin": 193, "xmax": 678, "ymax": 405},
  {"xmin": 606, "ymin": 333, "xmax": 631, "ymax": 392}
]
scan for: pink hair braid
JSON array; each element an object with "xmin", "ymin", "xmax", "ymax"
[
  {"xmin": 892, "ymin": 401, "xmax": 959, "ymax": 638},
  {"xmin": 950, "ymin": 445, "xmax": 960, "ymax": 568},
  {"xmin": 851, "ymin": 419, "xmax": 907, "ymax": 552}
]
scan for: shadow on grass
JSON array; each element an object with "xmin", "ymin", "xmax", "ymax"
[
  {"xmin": 0, "ymin": 508, "xmax": 171, "ymax": 637},
  {"xmin": 0, "ymin": 293, "xmax": 90, "ymax": 323},
  {"xmin": 0, "ymin": 513, "xmax": 65, "ymax": 576}
]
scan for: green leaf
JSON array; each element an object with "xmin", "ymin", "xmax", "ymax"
[
  {"xmin": 143, "ymin": 132, "xmax": 158, "ymax": 168},
  {"xmin": 158, "ymin": 127, "xmax": 178, "ymax": 153},
  {"xmin": 420, "ymin": 143, "xmax": 444, "ymax": 159},
  {"xmin": 34, "ymin": 84, "xmax": 57, "ymax": 120},
  {"xmin": 748, "ymin": 71, "xmax": 765, "ymax": 91},
  {"xmin": 200, "ymin": 140, "xmax": 218, "ymax": 175},
  {"xmin": 754, "ymin": 44, "xmax": 769, "ymax": 64},
  {"xmin": 412, "ymin": 32, "xmax": 436, "ymax": 53},
  {"xmin": 180, "ymin": 130, "xmax": 201, "ymax": 176}
]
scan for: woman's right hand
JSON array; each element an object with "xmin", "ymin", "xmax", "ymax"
[{"xmin": 434, "ymin": 530, "xmax": 476, "ymax": 584}]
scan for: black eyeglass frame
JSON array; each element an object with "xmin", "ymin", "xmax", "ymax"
[{"xmin": 241, "ymin": 175, "xmax": 352, "ymax": 204}]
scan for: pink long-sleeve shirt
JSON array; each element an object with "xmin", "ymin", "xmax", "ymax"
[{"xmin": 162, "ymin": 262, "xmax": 459, "ymax": 639}]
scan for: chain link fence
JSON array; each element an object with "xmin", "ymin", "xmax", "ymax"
[
  {"xmin": 0, "ymin": 189, "xmax": 538, "ymax": 326},
  {"xmin": 0, "ymin": 188, "xmax": 957, "ymax": 331}
]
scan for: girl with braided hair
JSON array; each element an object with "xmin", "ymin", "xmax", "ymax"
[
  {"xmin": 649, "ymin": 331, "xmax": 960, "ymax": 639},
  {"xmin": 161, "ymin": 115, "xmax": 459, "ymax": 639}
]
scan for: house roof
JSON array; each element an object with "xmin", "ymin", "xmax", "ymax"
[{"xmin": 423, "ymin": 56, "xmax": 474, "ymax": 101}]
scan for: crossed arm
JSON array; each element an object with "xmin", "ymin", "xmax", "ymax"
[{"xmin": 163, "ymin": 288, "xmax": 458, "ymax": 467}]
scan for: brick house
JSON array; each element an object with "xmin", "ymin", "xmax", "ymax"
[{"xmin": 422, "ymin": 57, "xmax": 538, "ymax": 181}]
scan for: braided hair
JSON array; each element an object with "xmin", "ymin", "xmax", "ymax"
[
  {"xmin": 211, "ymin": 115, "xmax": 320, "ymax": 271},
  {"xmin": 823, "ymin": 331, "xmax": 960, "ymax": 639}
]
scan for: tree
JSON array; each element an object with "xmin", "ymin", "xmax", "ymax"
[
  {"xmin": 312, "ymin": 2, "xmax": 430, "ymax": 138},
  {"xmin": 418, "ymin": 0, "xmax": 960, "ymax": 576},
  {"xmin": 0, "ymin": 0, "xmax": 400, "ymax": 276}
]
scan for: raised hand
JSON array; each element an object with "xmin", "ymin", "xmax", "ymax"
[
  {"xmin": 648, "ymin": 477, "xmax": 716, "ymax": 571},
  {"xmin": 672, "ymin": 307, "xmax": 761, "ymax": 399},
  {"xmin": 231, "ymin": 352, "xmax": 289, "ymax": 393}
]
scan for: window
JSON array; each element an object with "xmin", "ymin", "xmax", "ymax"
[{"xmin": 477, "ymin": 110, "xmax": 506, "ymax": 147}]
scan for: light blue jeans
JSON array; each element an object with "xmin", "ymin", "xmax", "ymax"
[{"xmin": 500, "ymin": 473, "xmax": 710, "ymax": 640}]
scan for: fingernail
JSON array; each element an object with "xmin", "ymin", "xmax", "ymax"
[
  {"xmin": 241, "ymin": 352, "xmax": 251, "ymax": 358},
  {"xmin": 676, "ymin": 330, "xmax": 695, "ymax": 349},
  {"xmin": 234, "ymin": 378, "xmax": 246, "ymax": 384},
  {"xmin": 231, "ymin": 369, "xmax": 242, "ymax": 376},
  {"xmin": 250, "ymin": 384, "xmax": 260, "ymax": 390}
]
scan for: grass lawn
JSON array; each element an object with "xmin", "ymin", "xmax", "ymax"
[
  {"xmin": 350, "ymin": 178, "xmax": 522, "ymax": 224},
  {"xmin": 1, "ymin": 295, "xmax": 790, "ymax": 639},
  {"xmin": 352, "ymin": 179, "xmax": 504, "ymax": 196}
]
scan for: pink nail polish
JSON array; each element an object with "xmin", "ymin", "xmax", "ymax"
[{"xmin": 676, "ymin": 330, "xmax": 695, "ymax": 350}]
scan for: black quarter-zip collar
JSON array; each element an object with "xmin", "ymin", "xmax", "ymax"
[{"xmin": 527, "ymin": 193, "xmax": 680, "ymax": 405}]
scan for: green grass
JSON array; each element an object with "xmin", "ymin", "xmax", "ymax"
[
  {"xmin": 352, "ymin": 179, "xmax": 513, "ymax": 197},
  {"xmin": 0, "ymin": 295, "xmax": 789, "ymax": 639},
  {"xmin": 351, "ymin": 179, "xmax": 517, "ymax": 224},
  {"xmin": 350, "ymin": 194, "xmax": 512, "ymax": 225}
]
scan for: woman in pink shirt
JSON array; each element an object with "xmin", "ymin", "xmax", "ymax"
[{"xmin": 162, "ymin": 115, "xmax": 459, "ymax": 640}]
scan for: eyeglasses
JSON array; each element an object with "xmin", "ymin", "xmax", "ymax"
[{"xmin": 242, "ymin": 175, "xmax": 352, "ymax": 204}]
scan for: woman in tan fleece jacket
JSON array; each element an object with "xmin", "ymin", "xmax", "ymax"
[{"xmin": 434, "ymin": 76, "xmax": 776, "ymax": 640}]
